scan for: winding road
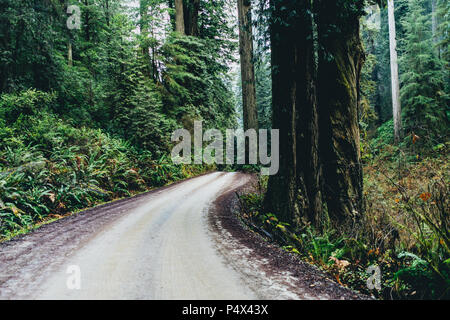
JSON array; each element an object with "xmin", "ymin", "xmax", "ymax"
[{"xmin": 0, "ymin": 172, "xmax": 364, "ymax": 300}]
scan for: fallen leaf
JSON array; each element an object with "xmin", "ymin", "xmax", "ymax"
[{"xmin": 419, "ymin": 192, "xmax": 432, "ymax": 201}]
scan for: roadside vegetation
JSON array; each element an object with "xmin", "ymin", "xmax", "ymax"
[
  {"xmin": 235, "ymin": 0, "xmax": 449, "ymax": 300},
  {"xmin": 0, "ymin": 1, "xmax": 236, "ymax": 240},
  {"xmin": 238, "ymin": 130, "xmax": 449, "ymax": 300},
  {"xmin": 0, "ymin": 90, "xmax": 212, "ymax": 241}
]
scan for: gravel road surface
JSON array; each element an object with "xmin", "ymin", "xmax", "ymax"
[{"xmin": 0, "ymin": 172, "xmax": 365, "ymax": 300}]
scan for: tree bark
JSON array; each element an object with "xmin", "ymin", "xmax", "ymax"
[
  {"xmin": 388, "ymin": 0, "xmax": 402, "ymax": 143},
  {"xmin": 68, "ymin": 41, "xmax": 73, "ymax": 67},
  {"xmin": 175, "ymin": 0, "xmax": 185, "ymax": 35},
  {"xmin": 315, "ymin": 0, "xmax": 364, "ymax": 229},
  {"xmin": 238, "ymin": 0, "xmax": 258, "ymax": 132},
  {"xmin": 184, "ymin": 0, "xmax": 200, "ymax": 36},
  {"xmin": 140, "ymin": 0, "xmax": 151, "ymax": 77},
  {"xmin": 264, "ymin": 0, "xmax": 299, "ymax": 224},
  {"xmin": 264, "ymin": 0, "xmax": 321, "ymax": 227},
  {"xmin": 295, "ymin": 0, "xmax": 322, "ymax": 228},
  {"xmin": 432, "ymin": 0, "xmax": 437, "ymax": 42}
]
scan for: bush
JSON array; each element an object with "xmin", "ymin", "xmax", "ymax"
[
  {"xmin": 0, "ymin": 102, "xmax": 211, "ymax": 239},
  {"xmin": 0, "ymin": 89, "xmax": 56, "ymax": 124}
]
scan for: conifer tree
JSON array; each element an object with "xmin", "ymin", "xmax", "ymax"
[{"xmin": 400, "ymin": 0, "xmax": 448, "ymax": 143}]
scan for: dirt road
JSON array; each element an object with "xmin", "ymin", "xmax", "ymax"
[{"xmin": 0, "ymin": 172, "xmax": 365, "ymax": 300}]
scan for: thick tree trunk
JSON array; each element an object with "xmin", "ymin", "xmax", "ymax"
[
  {"xmin": 315, "ymin": 0, "xmax": 364, "ymax": 229},
  {"xmin": 295, "ymin": 0, "xmax": 322, "ymax": 228},
  {"xmin": 388, "ymin": 0, "xmax": 402, "ymax": 143},
  {"xmin": 264, "ymin": 0, "xmax": 321, "ymax": 227},
  {"xmin": 238, "ymin": 0, "xmax": 258, "ymax": 131},
  {"xmin": 191, "ymin": 0, "xmax": 200, "ymax": 36},
  {"xmin": 104, "ymin": 0, "xmax": 110, "ymax": 27},
  {"xmin": 175, "ymin": 0, "xmax": 185, "ymax": 34},
  {"xmin": 264, "ymin": 0, "xmax": 299, "ymax": 224},
  {"xmin": 184, "ymin": 0, "xmax": 200, "ymax": 36}
]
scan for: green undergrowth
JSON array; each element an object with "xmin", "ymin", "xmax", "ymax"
[
  {"xmin": 0, "ymin": 90, "xmax": 213, "ymax": 241},
  {"xmin": 238, "ymin": 135, "xmax": 449, "ymax": 300}
]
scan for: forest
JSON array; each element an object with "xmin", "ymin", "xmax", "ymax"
[{"xmin": 0, "ymin": 0, "xmax": 448, "ymax": 299}]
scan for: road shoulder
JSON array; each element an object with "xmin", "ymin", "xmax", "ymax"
[{"xmin": 208, "ymin": 173, "xmax": 370, "ymax": 300}]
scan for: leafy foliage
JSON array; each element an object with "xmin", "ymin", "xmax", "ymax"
[{"xmin": 0, "ymin": 1, "xmax": 235, "ymax": 238}]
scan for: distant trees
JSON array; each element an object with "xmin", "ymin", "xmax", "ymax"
[
  {"xmin": 436, "ymin": 0, "xmax": 449, "ymax": 92},
  {"xmin": 387, "ymin": 0, "xmax": 402, "ymax": 142},
  {"xmin": 367, "ymin": 0, "xmax": 449, "ymax": 145},
  {"xmin": 399, "ymin": 0, "xmax": 448, "ymax": 143},
  {"xmin": 175, "ymin": 0, "xmax": 185, "ymax": 34},
  {"xmin": 0, "ymin": 0, "xmax": 237, "ymax": 158},
  {"xmin": 0, "ymin": 0, "xmax": 63, "ymax": 92}
]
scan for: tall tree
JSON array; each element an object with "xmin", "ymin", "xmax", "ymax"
[
  {"xmin": 399, "ymin": 0, "xmax": 448, "ymax": 142},
  {"xmin": 432, "ymin": 0, "xmax": 437, "ymax": 48},
  {"xmin": 237, "ymin": 0, "xmax": 258, "ymax": 131},
  {"xmin": 184, "ymin": 0, "xmax": 200, "ymax": 36},
  {"xmin": 140, "ymin": 0, "xmax": 151, "ymax": 77},
  {"xmin": 315, "ymin": 0, "xmax": 365, "ymax": 229},
  {"xmin": 436, "ymin": 0, "xmax": 449, "ymax": 67},
  {"xmin": 388, "ymin": 0, "xmax": 402, "ymax": 142},
  {"xmin": 264, "ymin": 0, "xmax": 321, "ymax": 227},
  {"xmin": 374, "ymin": 7, "xmax": 393, "ymax": 123},
  {"xmin": 175, "ymin": 0, "xmax": 185, "ymax": 34}
]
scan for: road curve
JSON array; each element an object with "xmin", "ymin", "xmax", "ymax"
[
  {"xmin": 0, "ymin": 172, "xmax": 365, "ymax": 300},
  {"xmin": 0, "ymin": 172, "xmax": 257, "ymax": 299}
]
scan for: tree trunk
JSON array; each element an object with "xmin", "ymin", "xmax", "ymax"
[
  {"xmin": 432, "ymin": 0, "xmax": 437, "ymax": 41},
  {"xmin": 84, "ymin": 0, "xmax": 90, "ymax": 42},
  {"xmin": 431, "ymin": 0, "xmax": 439, "ymax": 57},
  {"xmin": 264, "ymin": 0, "xmax": 321, "ymax": 227},
  {"xmin": 315, "ymin": 0, "xmax": 364, "ymax": 229},
  {"xmin": 184, "ymin": 0, "xmax": 200, "ymax": 36},
  {"xmin": 388, "ymin": 0, "xmax": 402, "ymax": 143},
  {"xmin": 175, "ymin": 0, "xmax": 185, "ymax": 35},
  {"xmin": 237, "ymin": 0, "xmax": 258, "ymax": 132},
  {"xmin": 295, "ymin": 0, "xmax": 322, "ymax": 228},
  {"xmin": 68, "ymin": 41, "xmax": 73, "ymax": 67},
  {"xmin": 264, "ymin": 0, "xmax": 299, "ymax": 224},
  {"xmin": 140, "ymin": 0, "xmax": 151, "ymax": 77}
]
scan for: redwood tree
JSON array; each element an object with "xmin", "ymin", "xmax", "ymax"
[
  {"xmin": 264, "ymin": 0, "xmax": 321, "ymax": 227},
  {"xmin": 238, "ymin": 0, "xmax": 258, "ymax": 132},
  {"xmin": 315, "ymin": 0, "xmax": 365, "ymax": 229}
]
